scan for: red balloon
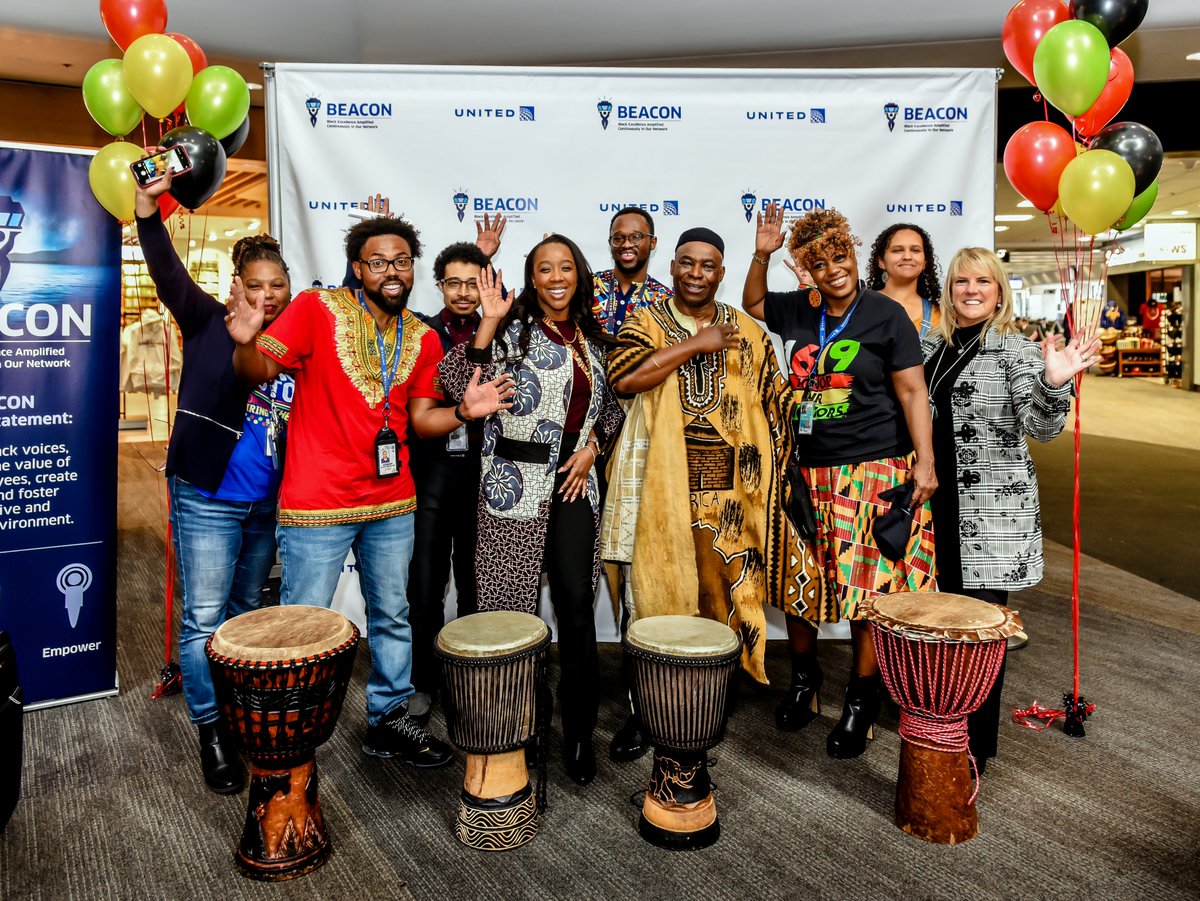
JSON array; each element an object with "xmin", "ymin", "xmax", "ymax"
[
  {"xmin": 166, "ymin": 33, "xmax": 207, "ymax": 116},
  {"xmin": 99, "ymin": 0, "xmax": 168, "ymax": 51},
  {"xmin": 158, "ymin": 192, "xmax": 180, "ymax": 219},
  {"xmin": 1002, "ymin": 0, "xmax": 1072, "ymax": 87},
  {"xmin": 1074, "ymin": 47, "xmax": 1134, "ymax": 138},
  {"xmin": 1004, "ymin": 121, "xmax": 1078, "ymax": 211}
]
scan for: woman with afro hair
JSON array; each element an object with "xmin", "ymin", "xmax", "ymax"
[{"xmin": 743, "ymin": 203, "xmax": 937, "ymax": 760}]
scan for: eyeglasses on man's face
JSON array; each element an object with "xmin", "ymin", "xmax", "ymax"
[
  {"xmin": 438, "ymin": 278, "xmax": 480, "ymax": 294},
  {"xmin": 359, "ymin": 257, "xmax": 414, "ymax": 273},
  {"xmin": 609, "ymin": 232, "xmax": 651, "ymax": 248}
]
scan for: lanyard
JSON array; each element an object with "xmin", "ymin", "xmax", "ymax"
[
  {"xmin": 357, "ymin": 291, "xmax": 403, "ymax": 428},
  {"xmin": 816, "ymin": 290, "xmax": 863, "ymax": 369}
]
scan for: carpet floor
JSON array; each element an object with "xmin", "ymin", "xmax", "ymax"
[{"xmin": 1, "ymin": 445, "xmax": 1198, "ymax": 900}]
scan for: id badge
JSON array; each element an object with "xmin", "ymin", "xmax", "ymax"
[
  {"xmin": 265, "ymin": 419, "xmax": 280, "ymax": 470},
  {"xmin": 796, "ymin": 401, "xmax": 815, "ymax": 435},
  {"xmin": 375, "ymin": 426, "xmax": 400, "ymax": 478},
  {"xmin": 446, "ymin": 423, "xmax": 469, "ymax": 455}
]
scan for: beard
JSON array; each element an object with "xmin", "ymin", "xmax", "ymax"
[
  {"xmin": 362, "ymin": 279, "xmax": 410, "ymax": 315},
  {"xmin": 613, "ymin": 252, "xmax": 646, "ymax": 277}
]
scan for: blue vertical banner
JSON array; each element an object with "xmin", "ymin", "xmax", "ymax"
[{"xmin": 0, "ymin": 143, "xmax": 120, "ymax": 708}]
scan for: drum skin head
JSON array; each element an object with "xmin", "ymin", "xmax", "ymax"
[
  {"xmin": 626, "ymin": 615, "xmax": 740, "ymax": 658},
  {"xmin": 437, "ymin": 611, "xmax": 549, "ymax": 658},
  {"xmin": 862, "ymin": 592, "xmax": 1023, "ymax": 643},
  {"xmin": 210, "ymin": 606, "xmax": 356, "ymax": 661}
]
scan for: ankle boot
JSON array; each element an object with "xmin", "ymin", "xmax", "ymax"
[
  {"xmin": 774, "ymin": 651, "xmax": 823, "ymax": 732},
  {"xmin": 826, "ymin": 673, "xmax": 882, "ymax": 759},
  {"xmin": 198, "ymin": 722, "xmax": 245, "ymax": 794},
  {"xmin": 609, "ymin": 713, "xmax": 648, "ymax": 762}
]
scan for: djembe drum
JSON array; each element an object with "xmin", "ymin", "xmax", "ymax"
[
  {"xmin": 625, "ymin": 615, "xmax": 741, "ymax": 851},
  {"xmin": 435, "ymin": 611, "xmax": 550, "ymax": 851},
  {"xmin": 860, "ymin": 592, "xmax": 1022, "ymax": 845},
  {"xmin": 206, "ymin": 606, "xmax": 358, "ymax": 879}
]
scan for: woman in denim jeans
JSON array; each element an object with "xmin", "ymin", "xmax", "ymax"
[{"xmin": 135, "ymin": 168, "xmax": 293, "ymax": 794}]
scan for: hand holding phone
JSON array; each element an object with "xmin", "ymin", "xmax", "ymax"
[{"xmin": 130, "ymin": 146, "xmax": 192, "ymax": 188}]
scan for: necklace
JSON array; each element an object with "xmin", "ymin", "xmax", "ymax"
[
  {"xmin": 926, "ymin": 332, "xmax": 982, "ymax": 420},
  {"xmin": 541, "ymin": 317, "xmax": 594, "ymax": 392}
]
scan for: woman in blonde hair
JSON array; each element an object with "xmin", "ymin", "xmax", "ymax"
[
  {"xmin": 135, "ymin": 166, "xmax": 294, "ymax": 795},
  {"xmin": 924, "ymin": 246, "xmax": 1098, "ymax": 772},
  {"xmin": 744, "ymin": 204, "xmax": 937, "ymax": 760}
]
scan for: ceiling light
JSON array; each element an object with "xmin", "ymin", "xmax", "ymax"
[
  {"xmin": 996, "ymin": 214, "xmax": 1034, "ymax": 222},
  {"xmin": 208, "ymin": 232, "xmax": 217, "ymax": 240},
  {"xmin": 189, "ymin": 239, "xmax": 197, "ymax": 247},
  {"xmin": 1187, "ymin": 52, "xmax": 1200, "ymax": 61},
  {"xmin": 994, "ymin": 225, "xmax": 1009, "ymax": 232},
  {"xmin": 223, "ymin": 229, "xmax": 237, "ymax": 237},
  {"xmin": 246, "ymin": 82, "xmax": 263, "ymax": 90},
  {"xmin": 1016, "ymin": 200, "xmax": 1034, "ymax": 208},
  {"xmin": 1170, "ymin": 210, "xmax": 1189, "ymax": 216},
  {"xmin": 247, "ymin": 220, "xmax": 260, "ymax": 230}
]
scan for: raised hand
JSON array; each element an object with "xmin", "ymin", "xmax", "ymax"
[
  {"xmin": 133, "ymin": 146, "xmax": 174, "ymax": 218},
  {"xmin": 477, "ymin": 265, "xmax": 513, "ymax": 321},
  {"xmin": 1043, "ymin": 334, "xmax": 1101, "ymax": 387},
  {"xmin": 461, "ymin": 366, "xmax": 515, "ymax": 419},
  {"xmin": 474, "ymin": 213, "xmax": 507, "ymax": 258},
  {"xmin": 224, "ymin": 275, "xmax": 265, "ymax": 345},
  {"xmin": 755, "ymin": 202, "xmax": 786, "ymax": 257},
  {"xmin": 694, "ymin": 322, "xmax": 740, "ymax": 354},
  {"xmin": 782, "ymin": 257, "xmax": 813, "ymax": 287}
]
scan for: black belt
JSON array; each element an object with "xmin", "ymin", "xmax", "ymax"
[{"xmin": 494, "ymin": 435, "xmax": 552, "ymax": 465}]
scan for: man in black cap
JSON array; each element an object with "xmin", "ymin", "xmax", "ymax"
[{"xmin": 604, "ymin": 227, "xmax": 821, "ymax": 691}]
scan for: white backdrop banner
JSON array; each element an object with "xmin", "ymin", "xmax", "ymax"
[{"xmin": 266, "ymin": 64, "xmax": 998, "ymax": 639}]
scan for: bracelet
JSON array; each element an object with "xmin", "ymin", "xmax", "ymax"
[
  {"xmin": 583, "ymin": 445, "xmax": 597, "ymax": 464},
  {"xmin": 453, "ymin": 403, "xmax": 471, "ymax": 423},
  {"xmin": 752, "ymin": 254, "xmax": 769, "ymax": 266},
  {"xmin": 651, "ymin": 354, "xmax": 663, "ymax": 370}
]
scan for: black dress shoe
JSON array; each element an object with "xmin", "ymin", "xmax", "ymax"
[
  {"xmin": 609, "ymin": 714, "xmax": 649, "ymax": 762},
  {"xmin": 198, "ymin": 722, "xmax": 245, "ymax": 795},
  {"xmin": 564, "ymin": 738, "xmax": 596, "ymax": 785},
  {"xmin": 826, "ymin": 673, "xmax": 883, "ymax": 760}
]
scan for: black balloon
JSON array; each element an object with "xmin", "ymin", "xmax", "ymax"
[
  {"xmin": 1070, "ymin": 0, "xmax": 1148, "ymax": 48},
  {"xmin": 219, "ymin": 116, "xmax": 250, "ymax": 159},
  {"xmin": 160, "ymin": 125, "xmax": 228, "ymax": 211},
  {"xmin": 1090, "ymin": 121, "xmax": 1163, "ymax": 196}
]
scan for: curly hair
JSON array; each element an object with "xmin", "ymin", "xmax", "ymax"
[
  {"xmin": 432, "ymin": 241, "xmax": 489, "ymax": 281},
  {"xmin": 866, "ymin": 223, "xmax": 942, "ymax": 300},
  {"xmin": 786, "ymin": 208, "xmax": 862, "ymax": 271},
  {"xmin": 496, "ymin": 234, "xmax": 612, "ymax": 362},
  {"xmin": 231, "ymin": 234, "xmax": 289, "ymax": 282},
  {"xmin": 344, "ymin": 215, "xmax": 422, "ymax": 263}
]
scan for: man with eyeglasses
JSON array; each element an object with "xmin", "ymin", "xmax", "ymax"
[
  {"xmin": 226, "ymin": 216, "xmax": 514, "ymax": 769},
  {"xmin": 406, "ymin": 241, "xmax": 492, "ymax": 720},
  {"xmin": 593, "ymin": 207, "xmax": 673, "ymax": 336}
]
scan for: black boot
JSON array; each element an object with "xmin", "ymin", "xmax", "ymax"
[
  {"xmin": 564, "ymin": 734, "xmax": 596, "ymax": 785},
  {"xmin": 774, "ymin": 651, "xmax": 823, "ymax": 732},
  {"xmin": 609, "ymin": 713, "xmax": 648, "ymax": 762},
  {"xmin": 198, "ymin": 722, "xmax": 245, "ymax": 794},
  {"xmin": 826, "ymin": 673, "xmax": 883, "ymax": 760}
]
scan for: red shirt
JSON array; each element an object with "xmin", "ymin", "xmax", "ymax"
[{"xmin": 257, "ymin": 288, "xmax": 443, "ymax": 526}]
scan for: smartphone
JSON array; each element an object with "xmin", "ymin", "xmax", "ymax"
[{"xmin": 129, "ymin": 147, "xmax": 192, "ymax": 188}]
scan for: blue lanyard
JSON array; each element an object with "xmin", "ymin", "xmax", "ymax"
[
  {"xmin": 816, "ymin": 291, "xmax": 862, "ymax": 368},
  {"xmin": 357, "ymin": 291, "xmax": 403, "ymax": 427}
]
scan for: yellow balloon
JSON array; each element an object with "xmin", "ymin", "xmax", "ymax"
[
  {"xmin": 88, "ymin": 141, "xmax": 144, "ymax": 221},
  {"xmin": 122, "ymin": 34, "xmax": 193, "ymax": 119},
  {"xmin": 1058, "ymin": 149, "xmax": 1136, "ymax": 236}
]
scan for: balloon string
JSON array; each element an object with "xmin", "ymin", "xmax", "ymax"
[{"xmin": 1072, "ymin": 376, "xmax": 1082, "ymax": 701}]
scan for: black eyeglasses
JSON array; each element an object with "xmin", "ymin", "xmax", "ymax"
[
  {"xmin": 438, "ymin": 278, "xmax": 480, "ymax": 293},
  {"xmin": 359, "ymin": 257, "xmax": 413, "ymax": 273},
  {"xmin": 609, "ymin": 232, "xmax": 651, "ymax": 248}
]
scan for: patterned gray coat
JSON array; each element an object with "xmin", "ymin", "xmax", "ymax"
[
  {"xmin": 922, "ymin": 328, "xmax": 1072, "ymax": 590},
  {"xmin": 438, "ymin": 321, "xmax": 624, "ymax": 611}
]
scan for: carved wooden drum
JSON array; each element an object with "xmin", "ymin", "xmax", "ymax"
[
  {"xmin": 625, "ymin": 615, "xmax": 741, "ymax": 851},
  {"xmin": 861, "ymin": 592, "xmax": 1022, "ymax": 845},
  {"xmin": 436, "ymin": 611, "xmax": 550, "ymax": 851},
  {"xmin": 206, "ymin": 605, "xmax": 358, "ymax": 879}
]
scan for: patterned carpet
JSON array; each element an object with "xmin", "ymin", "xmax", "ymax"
[{"xmin": 1, "ymin": 444, "xmax": 1198, "ymax": 900}]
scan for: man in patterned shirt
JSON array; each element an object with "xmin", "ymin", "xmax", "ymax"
[{"xmin": 592, "ymin": 206, "xmax": 673, "ymax": 336}]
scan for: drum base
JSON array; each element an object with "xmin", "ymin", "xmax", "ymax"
[
  {"xmin": 456, "ymin": 783, "xmax": 538, "ymax": 852},
  {"xmin": 637, "ymin": 748, "xmax": 720, "ymax": 851},
  {"xmin": 894, "ymin": 741, "xmax": 978, "ymax": 845},
  {"xmin": 235, "ymin": 757, "xmax": 331, "ymax": 880}
]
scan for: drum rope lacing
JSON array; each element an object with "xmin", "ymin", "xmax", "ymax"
[{"xmin": 872, "ymin": 625, "xmax": 1006, "ymax": 805}]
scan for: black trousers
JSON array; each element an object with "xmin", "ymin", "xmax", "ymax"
[
  {"xmin": 408, "ymin": 451, "xmax": 481, "ymax": 696},
  {"xmin": 544, "ymin": 449, "xmax": 599, "ymax": 741},
  {"xmin": 962, "ymin": 587, "xmax": 1009, "ymax": 763}
]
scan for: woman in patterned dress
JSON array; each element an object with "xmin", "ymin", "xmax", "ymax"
[
  {"xmin": 923, "ymin": 247, "xmax": 1098, "ymax": 772},
  {"xmin": 439, "ymin": 235, "xmax": 623, "ymax": 785}
]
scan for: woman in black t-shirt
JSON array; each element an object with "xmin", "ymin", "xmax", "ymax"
[{"xmin": 744, "ymin": 205, "xmax": 937, "ymax": 760}]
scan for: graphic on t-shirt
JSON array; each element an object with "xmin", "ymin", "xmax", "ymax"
[{"xmin": 787, "ymin": 338, "xmax": 861, "ymax": 421}]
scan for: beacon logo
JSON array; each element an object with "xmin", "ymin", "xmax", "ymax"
[{"xmin": 57, "ymin": 563, "xmax": 92, "ymax": 628}]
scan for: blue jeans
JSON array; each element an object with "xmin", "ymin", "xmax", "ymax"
[
  {"xmin": 277, "ymin": 514, "xmax": 415, "ymax": 725},
  {"xmin": 168, "ymin": 476, "xmax": 278, "ymax": 725}
]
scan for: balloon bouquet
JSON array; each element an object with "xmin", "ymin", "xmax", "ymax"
[
  {"xmin": 82, "ymin": 0, "xmax": 252, "ymax": 220},
  {"xmin": 1001, "ymin": 0, "xmax": 1159, "ymax": 738}
]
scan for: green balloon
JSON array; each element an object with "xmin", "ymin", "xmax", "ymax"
[
  {"xmin": 1059, "ymin": 149, "xmax": 1135, "ymax": 235},
  {"xmin": 185, "ymin": 66, "xmax": 251, "ymax": 141},
  {"xmin": 1115, "ymin": 180, "xmax": 1159, "ymax": 231},
  {"xmin": 82, "ymin": 59, "xmax": 144, "ymax": 137},
  {"xmin": 1033, "ymin": 20, "xmax": 1111, "ymax": 117}
]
